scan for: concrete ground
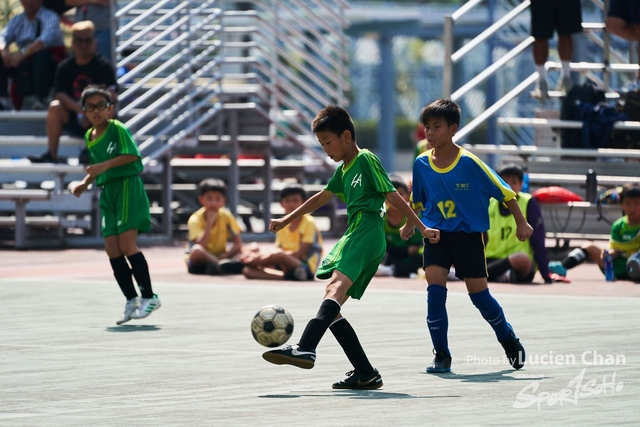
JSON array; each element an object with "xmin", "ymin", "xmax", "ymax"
[{"xmin": 1, "ymin": 242, "xmax": 639, "ymax": 426}]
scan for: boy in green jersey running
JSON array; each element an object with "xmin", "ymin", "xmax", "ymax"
[
  {"xmin": 262, "ymin": 105, "xmax": 440, "ymax": 389},
  {"xmin": 71, "ymin": 85, "xmax": 160, "ymax": 325}
]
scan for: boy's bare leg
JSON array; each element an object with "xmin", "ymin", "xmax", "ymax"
[
  {"xmin": 242, "ymin": 266, "xmax": 285, "ymax": 280},
  {"xmin": 188, "ymin": 244, "xmax": 219, "ymax": 265}
]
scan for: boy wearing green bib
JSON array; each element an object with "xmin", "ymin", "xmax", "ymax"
[
  {"xmin": 71, "ymin": 86, "xmax": 160, "ymax": 325},
  {"xmin": 262, "ymin": 106, "xmax": 440, "ymax": 389}
]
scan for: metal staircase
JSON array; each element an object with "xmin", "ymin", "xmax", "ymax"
[
  {"xmin": 116, "ymin": 0, "xmax": 348, "ymax": 239},
  {"xmin": 444, "ymin": 0, "xmax": 640, "ymax": 148}
]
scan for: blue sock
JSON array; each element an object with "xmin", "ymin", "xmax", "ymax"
[
  {"xmin": 426, "ymin": 285, "xmax": 449, "ymax": 355},
  {"xmin": 469, "ymin": 288, "xmax": 510, "ymax": 341}
]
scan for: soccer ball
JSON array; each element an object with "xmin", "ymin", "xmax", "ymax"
[{"xmin": 251, "ymin": 305, "xmax": 294, "ymax": 347}]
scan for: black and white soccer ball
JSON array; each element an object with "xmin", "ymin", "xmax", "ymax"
[{"xmin": 251, "ymin": 305, "xmax": 294, "ymax": 347}]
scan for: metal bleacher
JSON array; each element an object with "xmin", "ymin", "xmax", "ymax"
[
  {"xmin": 445, "ymin": 0, "xmax": 640, "ymax": 244},
  {"xmin": 0, "ymin": 0, "xmax": 349, "ymax": 248}
]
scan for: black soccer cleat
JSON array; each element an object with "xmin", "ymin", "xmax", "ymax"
[
  {"xmin": 426, "ymin": 349, "xmax": 452, "ymax": 373},
  {"xmin": 262, "ymin": 344, "xmax": 316, "ymax": 369},
  {"xmin": 217, "ymin": 259, "xmax": 244, "ymax": 275},
  {"xmin": 500, "ymin": 325, "xmax": 525, "ymax": 370},
  {"xmin": 332, "ymin": 369, "xmax": 383, "ymax": 390}
]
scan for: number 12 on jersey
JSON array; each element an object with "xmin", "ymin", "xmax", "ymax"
[{"xmin": 437, "ymin": 200, "xmax": 457, "ymax": 219}]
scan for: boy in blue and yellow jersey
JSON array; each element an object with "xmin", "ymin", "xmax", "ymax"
[
  {"xmin": 185, "ymin": 178, "xmax": 245, "ymax": 276},
  {"xmin": 240, "ymin": 184, "xmax": 323, "ymax": 281},
  {"xmin": 485, "ymin": 164, "xmax": 555, "ymax": 284},
  {"xmin": 401, "ymin": 99, "xmax": 533, "ymax": 373},
  {"xmin": 262, "ymin": 106, "xmax": 440, "ymax": 390},
  {"xmin": 71, "ymin": 85, "xmax": 160, "ymax": 325}
]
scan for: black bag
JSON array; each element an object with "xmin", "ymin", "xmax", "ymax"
[
  {"xmin": 559, "ymin": 83, "xmax": 606, "ymax": 149},
  {"xmin": 577, "ymin": 102, "xmax": 627, "ymax": 148},
  {"xmin": 610, "ymin": 90, "xmax": 640, "ymax": 149}
]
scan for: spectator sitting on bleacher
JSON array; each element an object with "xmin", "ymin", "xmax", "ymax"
[
  {"xmin": 549, "ymin": 186, "xmax": 640, "ymax": 282},
  {"xmin": 0, "ymin": 0, "xmax": 65, "ymax": 110},
  {"xmin": 29, "ymin": 20, "xmax": 116, "ymax": 164},
  {"xmin": 485, "ymin": 164, "xmax": 558, "ymax": 284},
  {"xmin": 65, "ymin": 0, "xmax": 113, "ymax": 64},
  {"xmin": 240, "ymin": 184, "xmax": 323, "ymax": 281},
  {"xmin": 185, "ymin": 178, "xmax": 247, "ymax": 276},
  {"xmin": 530, "ymin": 0, "xmax": 582, "ymax": 99},
  {"xmin": 605, "ymin": 0, "xmax": 640, "ymax": 88}
]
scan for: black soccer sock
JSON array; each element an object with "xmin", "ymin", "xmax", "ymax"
[
  {"xmin": 562, "ymin": 248, "xmax": 588, "ymax": 270},
  {"xmin": 110, "ymin": 256, "xmax": 138, "ymax": 300},
  {"xmin": 297, "ymin": 298, "xmax": 341, "ymax": 351},
  {"xmin": 487, "ymin": 258, "xmax": 511, "ymax": 278},
  {"xmin": 127, "ymin": 252, "xmax": 154, "ymax": 298},
  {"xmin": 330, "ymin": 317, "xmax": 374, "ymax": 376}
]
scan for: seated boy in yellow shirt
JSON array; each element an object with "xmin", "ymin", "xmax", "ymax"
[
  {"xmin": 186, "ymin": 178, "xmax": 245, "ymax": 275},
  {"xmin": 240, "ymin": 184, "xmax": 323, "ymax": 281}
]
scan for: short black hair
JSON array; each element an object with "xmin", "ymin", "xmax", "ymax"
[
  {"xmin": 497, "ymin": 164, "xmax": 524, "ymax": 182},
  {"xmin": 620, "ymin": 185, "xmax": 640, "ymax": 202},
  {"xmin": 280, "ymin": 184, "xmax": 307, "ymax": 201},
  {"xmin": 81, "ymin": 85, "xmax": 111, "ymax": 107},
  {"xmin": 421, "ymin": 99, "xmax": 461, "ymax": 127},
  {"xmin": 311, "ymin": 105, "xmax": 356, "ymax": 142},
  {"xmin": 198, "ymin": 178, "xmax": 226, "ymax": 198},
  {"xmin": 388, "ymin": 174, "xmax": 408, "ymax": 193}
]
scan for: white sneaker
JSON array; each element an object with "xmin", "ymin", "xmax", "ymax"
[
  {"xmin": 292, "ymin": 265, "xmax": 308, "ymax": 281},
  {"xmin": 375, "ymin": 264, "xmax": 395, "ymax": 277},
  {"xmin": 131, "ymin": 294, "xmax": 162, "ymax": 319},
  {"xmin": 532, "ymin": 80, "xmax": 549, "ymax": 100},
  {"xmin": 557, "ymin": 75, "xmax": 573, "ymax": 94},
  {"xmin": 116, "ymin": 297, "xmax": 140, "ymax": 325},
  {"xmin": 496, "ymin": 269, "xmax": 514, "ymax": 283}
]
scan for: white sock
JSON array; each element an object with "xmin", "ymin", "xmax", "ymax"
[
  {"xmin": 0, "ymin": 96, "xmax": 9, "ymax": 108},
  {"xmin": 535, "ymin": 65, "xmax": 547, "ymax": 82},
  {"xmin": 562, "ymin": 61, "xmax": 571, "ymax": 77}
]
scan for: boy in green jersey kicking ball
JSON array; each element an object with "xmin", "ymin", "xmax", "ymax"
[
  {"xmin": 262, "ymin": 106, "xmax": 440, "ymax": 389},
  {"xmin": 71, "ymin": 85, "xmax": 161, "ymax": 325}
]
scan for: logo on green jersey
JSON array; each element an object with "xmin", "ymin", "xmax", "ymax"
[
  {"xmin": 351, "ymin": 173, "xmax": 362, "ymax": 188},
  {"xmin": 106, "ymin": 141, "xmax": 116, "ymax": 154}
]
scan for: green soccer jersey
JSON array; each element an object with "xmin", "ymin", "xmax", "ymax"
[
  {"xmin": 384, "ymin": 215, "xmax": 424, "ymax": 251},
  {"xmin": 86, "ymin": 119, "xmax": 143, "ymax": 186},
  {"xmin": 610, "ymin": 216, "xmax": 640, "ymax": 258},
  {"xmin": 325, "ymin": 149, "xmax": 395, "ymax": 225}
]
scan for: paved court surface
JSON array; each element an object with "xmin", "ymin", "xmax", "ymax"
[{"xmin": 1, "ymin": 244, "xmax": 639, "ymax": 426}]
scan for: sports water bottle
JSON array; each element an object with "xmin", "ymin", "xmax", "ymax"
[
  {"xmin": 627, "ymin": 252, "xmax": 640, "ymax": 281},
  {"xmin": 603, "ymin": 250, "xmax": 615, "ymax": 281}
]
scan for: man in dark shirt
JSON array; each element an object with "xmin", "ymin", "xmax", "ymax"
[{"xmin": 29, "ymin": 20, "xmax": 116, "ymax": 163}]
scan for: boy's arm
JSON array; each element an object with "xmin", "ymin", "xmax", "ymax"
[
  {"xmin": 70, "ymin": 173, "xmax": 96, "ymax": 197},
  {"xmin": 85, "ymin": 154, "xmax": 138, "ymax": 178},
  {"xmin": 269, "ymin": 190, "xmax": 334, "ymax": 233},
  {"xmin": 504, "ymin": 198, "xmax": 533, "ymax": 241},
  {"xmin": 386, "ymin": 191, "xmax": 439, "ymax": 241}
]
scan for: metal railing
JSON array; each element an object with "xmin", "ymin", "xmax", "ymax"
[
  {"xmin": 113, "ymin": 0, "xmax": 349, "ymax": 236},
  {"xmin": 443, "ymin": 0, "xmax": 640, "ymax": 145}
]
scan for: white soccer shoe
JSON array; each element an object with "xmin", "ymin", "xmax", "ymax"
[
  {"xmin": 116, "ymin": 297, "xmax": 140, "ymax": 325},
  {"xmin": 131, "ymin": 294, "xmax": 162, "ymax": 319}
]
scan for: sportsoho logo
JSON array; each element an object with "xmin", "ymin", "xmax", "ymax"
[{"xmin": 504, "ymin": 350, "xmax": 626, "ymax": 410}]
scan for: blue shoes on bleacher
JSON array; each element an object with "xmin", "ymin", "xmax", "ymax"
[{"xmin": 548, "ymin": 261, "xmax": 567, "ymax": 277}]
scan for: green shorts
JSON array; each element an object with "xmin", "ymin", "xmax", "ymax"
[
  {"xmin": 99, "ymin": 175, "xmax": 151, "ymax": 237},
  {"xmin": 316, "ymin": 212, "xmax": 386, "ymax": 300}
]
